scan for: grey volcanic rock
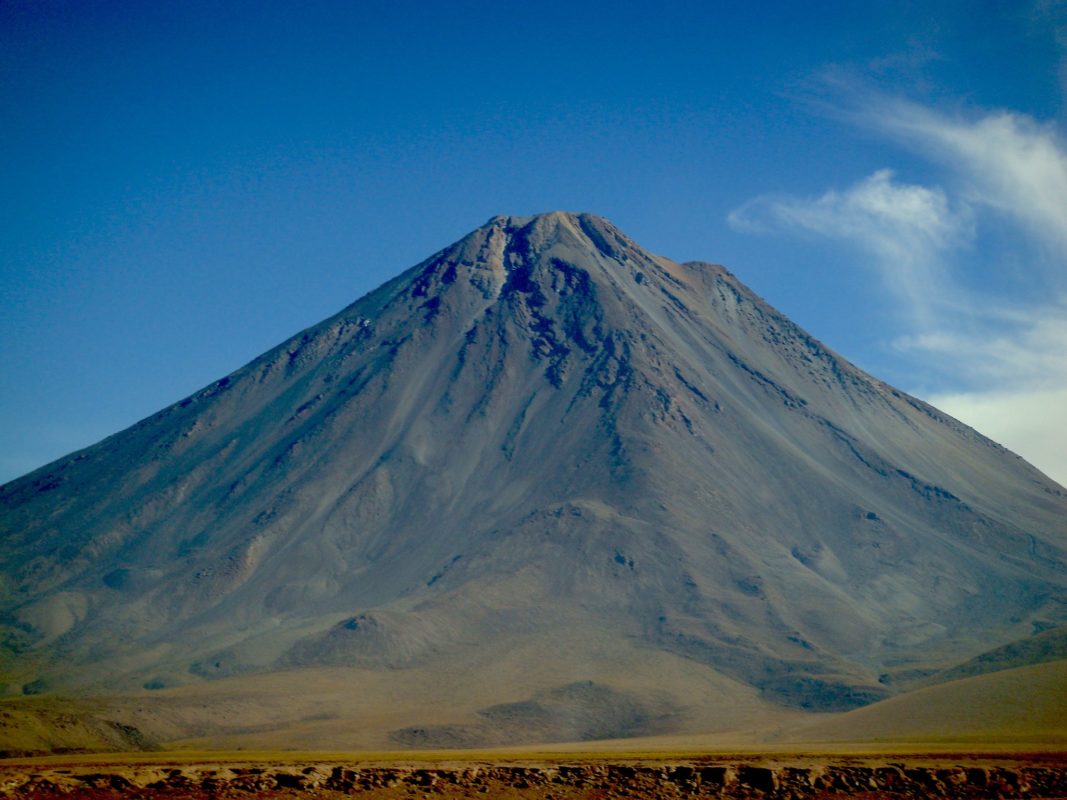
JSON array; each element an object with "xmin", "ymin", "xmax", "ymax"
[{"xmin": 1, "ymin": 212, "xmax": 1065, "ymax": 731}]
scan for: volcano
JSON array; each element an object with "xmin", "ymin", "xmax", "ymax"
[{"xmin": 2, "ymin": 212, "xmax": 1065, "ymax": 750}]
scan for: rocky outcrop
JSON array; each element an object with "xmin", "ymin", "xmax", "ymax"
[{"xmin": 2, "ymin": 758, "xmax": 1066, "ymax": 798}]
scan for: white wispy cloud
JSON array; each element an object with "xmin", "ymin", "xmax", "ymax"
[
  {"xmin": 855, "ymin": 98, "xmax": 1067, "ymax": 260},
  {"xmin": 729, "ymin": 94, "xmax": 1067, "ymax": 486},
  {"xmin": 894, "ymin": 300, "xmax": 1067, "ymax": 388},
  {"xmin": 728, "ymin": 169, "xmax": 970, "ymax": 324}
]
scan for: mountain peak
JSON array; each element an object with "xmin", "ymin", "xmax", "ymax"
[
  {"xmin": 469, "ymin": 211, "xmax": 637, "ymax": 268},
  {"xmin": 421, "ymin": 210, "xmax": 698, "ymax": 320},
  {"xmin": 484, "ymin": 210, "xmax": 605, "ymax": 230}
]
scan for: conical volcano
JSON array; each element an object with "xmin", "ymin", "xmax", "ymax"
[{"xmin": 2, "ymin": 212, "xmax": 1065, "ymax": 749}]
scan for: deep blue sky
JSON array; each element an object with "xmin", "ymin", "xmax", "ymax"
[{"xmin": 3, "ymin": 1, "xmax": 1067, "ymax": 484}]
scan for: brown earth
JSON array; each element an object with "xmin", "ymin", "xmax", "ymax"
[{"xmin": 1, "ymin": 753, "xmax": 1066, "ymax": 799}]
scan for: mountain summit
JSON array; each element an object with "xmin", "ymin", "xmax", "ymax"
[{"xmin": 2, "ymin": 212, "xmax": 1065, "ymax": 748}]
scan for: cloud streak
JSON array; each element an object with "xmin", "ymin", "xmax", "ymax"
[
  {"xmin": 856, "ymin": 98, "xmax": 1067, "ymax": 260},
  {"xmin": 729, "ymin": 94, "xmax": 1067, "ymax": 486},
  {"xmin": 895, "ymin": 300, "xmax": 1067, "ymax": 389},
  {"xmin": 728, "ymin": 169, "xmax": 970, "ymax": 325}
]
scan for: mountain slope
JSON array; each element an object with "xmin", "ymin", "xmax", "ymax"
[{"xmin": 1, "ymin": 212, "xmax": 1065, "ymax": 744}]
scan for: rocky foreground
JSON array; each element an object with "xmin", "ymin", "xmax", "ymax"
[{"xmin": 2, "ymin": 755, "xmax": 1066, "ymax": 799}]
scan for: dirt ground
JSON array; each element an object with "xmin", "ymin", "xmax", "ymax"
[{"xmin": 1, "ymin": 751, "xmax": 1066, "ymax": 799}]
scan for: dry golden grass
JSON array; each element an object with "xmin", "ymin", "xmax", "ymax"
[
  {"xmin": 3, "ymin": 659, "xmax": 1064, "ymax": 765},
  {"xmin": 776, "ymin": 659, "xmax": 1067, "ymax": 749}
]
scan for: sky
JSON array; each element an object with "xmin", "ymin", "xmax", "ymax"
[{"xmin": 2, "ymin": 0, "xmax": 1066, "ymax": 486}]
